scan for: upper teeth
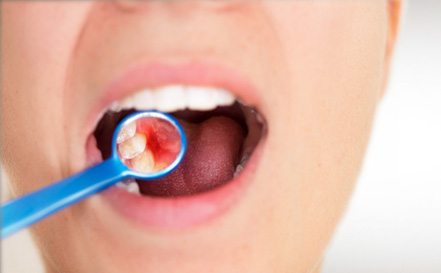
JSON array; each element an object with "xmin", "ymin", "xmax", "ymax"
[{"xmin": 110, "ymin": 85, "xmax": 236, "ymax": 112}]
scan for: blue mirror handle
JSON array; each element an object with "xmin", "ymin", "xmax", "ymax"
[{"xmin": 1, "ymin": 159, "xmax": 128, "ymax": 238}]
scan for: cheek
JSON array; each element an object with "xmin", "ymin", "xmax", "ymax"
[
  {"xmin": 267, "ymin": 2, "xmax": 387, "ymax": 191},
  {"xmin": 252, "ymin": 2, "xmax": 387, "ymax": 269},
  {"xmin": 1, "ymin": 2, "xmax": 92, "ymax": 193}
]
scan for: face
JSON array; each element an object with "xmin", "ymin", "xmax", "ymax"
[{"xmin": 1, "ymin": 1, "xmax": 399, "ymax": 273}]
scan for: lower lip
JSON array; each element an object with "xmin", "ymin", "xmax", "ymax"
[{"xmin": 100, "ymin": 144, "xmax": 263, "ymax": 230}]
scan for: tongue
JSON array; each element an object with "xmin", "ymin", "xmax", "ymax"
[{"xmin": 138, "ymin": 116, "xmax": 245, "ymax": 196}]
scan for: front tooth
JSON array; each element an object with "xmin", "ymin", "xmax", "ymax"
[
  {"xmin": 131, "ymin": 89, "xmax": 156, "ymax": 110},
  {"xmin": 131, "ymin": 149, "xmax": 155, "ymax": 173},
  {"xmin": 118, "ymin": 133, "xmax": 147, "ymax": 159},
  {"xmin": 186, "ymin": 86, "xmax": 218, "ymax": 111},
  {"xmin": 117, "ymin": 121, "xmax": 136, "ymax": 144},
  {"xmin": 212, "ymin": 88, "xmax": 235, "ymax": 106},
  {"xmin": 155, "ymin": 85, "xmax": 187, "ymax": 112}
]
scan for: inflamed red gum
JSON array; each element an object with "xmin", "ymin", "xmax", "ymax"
[{"xmin": 117, "ymin": 117, "xmax": 181, "ymax": 173}]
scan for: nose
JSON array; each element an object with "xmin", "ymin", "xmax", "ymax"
[{"xmin": 113, "ymin": 0, "xmax": 245, "ymax": 13}]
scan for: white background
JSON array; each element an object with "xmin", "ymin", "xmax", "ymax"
[
  {"xmin": 323, "ymin": 1, "xmax": 441, "ymax": 272},
  {"xmin": 2, "ymin": 1, "xmax": 440, "ymax": 272}
]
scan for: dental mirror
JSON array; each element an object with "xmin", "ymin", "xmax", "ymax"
[
  {"xmin": 1, "ymin": 111, "xmax": 187, "ymax": 238},
  {"xmin": 114, "ymin": 111, "xmax": 186, "ymax": 179}
]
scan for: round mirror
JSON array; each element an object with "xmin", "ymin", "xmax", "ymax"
[{"xmin": 113, "ymin": 111, "xmax": 186, "ymax": 178}]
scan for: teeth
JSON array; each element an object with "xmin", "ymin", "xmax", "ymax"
[
  {"xmin": 234, "ymin": 153, "xmax": 251, "ymax": 177},
  {"xmin": 153, "ymin": 162, "xmax": 168, "ymax": 172},
  {"xmin": 128, "ymin": 89, "xmax": 158, "ymax": 110},
  {"xmin": 131, "ymin": 149, "xmax": 155, "ymax": 173},
  {"xmin": 234, "ymin": 164, "xmax": 244, "ymax": 177},
  {"xmin": 116, "ymin": 179, "xmax": 140, "ymax": 194},
  {"xmin": 211, "ymin": 88, "xmax": 237, "ymax": 106},
  {"xmin": 117, "ymin": 121, "xmax": 136, "ymax": 144},
  {"xmin": 155, "ymin": 85, "xmax": 187, "ymax": 112},
  {"xmin": 111, "ymin": 85, "xmax": 235, "ymax": 113},
  {"xmin": 118, "ymin": 133, "xmax": 147, "ymax": 159},
  {"xmin": 186, "ymin": 87, "xmax": 218, "ymax": 111}
]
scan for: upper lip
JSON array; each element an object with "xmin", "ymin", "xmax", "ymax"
[{"xmin": 83, "ymin": 61, "xmax": 263, "ymax": 147}]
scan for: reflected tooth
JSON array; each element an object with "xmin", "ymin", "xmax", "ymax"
[
  {"xmin": 118, "ymin": 133, "xmax": 147, "ymax": 159},
  {"xmin": 186, "ymin": 87, "xmax": 218, "ymax": 111},
  {"xmin": 153, "ymin": 162, "xmax": 168, "ymax": 172},
  {"xmin": 117, "ymin": 121, "xmax": 136, "ymax": 144},
  {"xmin": 131, "ymin": 149, "xmax": 155, "ymax": 173},
  {"xmin": 155, "ymin": 85, "xmax": 187, "ymax": 112}
]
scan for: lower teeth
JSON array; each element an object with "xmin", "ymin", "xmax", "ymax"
[
  {"xmin": 234, "ymin": 164, "xmax": 244, "ymax": 177},
  {"xmin": 234, "ymin": 153, "xmax": 250, "ymax": 177},
  {"xmin": 116, "ymin": 179, "xmax": 140, "ymax": 194}
]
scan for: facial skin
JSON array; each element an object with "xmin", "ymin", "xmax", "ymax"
[{"xmin": 1, "ymin": 1, "xmax": 401, "ymax": 273}]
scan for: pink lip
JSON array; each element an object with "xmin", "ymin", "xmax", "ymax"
[{"xmin": 86, "ymin": 62, "xmax": 265, "ymax": 230}]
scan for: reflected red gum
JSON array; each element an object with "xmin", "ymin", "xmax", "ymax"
[{"xmin": 119, "ymin": 118, "xmax": 181, "ymax": 172}]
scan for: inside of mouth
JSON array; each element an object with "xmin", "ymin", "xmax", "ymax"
[
  {"xmin": 116, "ymin": 116, "xmax": 183, "ymax": 174},
  {"xmin": 93, "ymin": 102, "xmax": 264, "ymax": 197}
]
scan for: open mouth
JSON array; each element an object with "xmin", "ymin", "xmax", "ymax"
[{"xmin": 92, "ymin": 85, "xmax": 266, "ymax": 198}]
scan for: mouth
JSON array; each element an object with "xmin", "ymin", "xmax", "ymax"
[{"xmin": 85, "ymin": 64, "xmax": 267, "ymax": 228}]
